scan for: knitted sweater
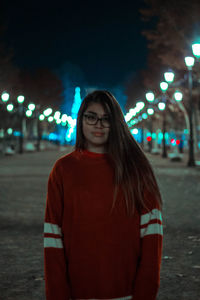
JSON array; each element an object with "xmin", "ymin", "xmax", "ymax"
[{"xmin": 44, "ymin": 149, "xmax": 163, "ymax": 300}]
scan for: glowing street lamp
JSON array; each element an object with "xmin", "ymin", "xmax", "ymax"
[
  {"xmin": 44, "ymin": 108, "xmax": 53, "ymax": 117},
  {"xmin": 26, "ymin": 110, "xmax": 32, "ymax": 117},
  {"xmin": 164, "ymin": 71, "xmax": 175, "ymax": 83},
  {"xmin": 142, "ymin": 113, "xmax": 148, "ymax": 119},
  {"xmin": 132, "ymin": 128, "xmax": 138, "ymax": 135},
  {"xmin": 160, "ymin": 81, "xmax": 168, "ymax": 93},
  {"xmin": 174, "ymin": 91, "xmax": 183, "ymax": 102},
  {"xmin": 158, "ymin": 102, "xmax": 166, "ymax": 111},
  {"xmin": 1, "ymin": 92, "xmax": 10, "ymax": 102},
  {"xmin": 17, "ymin": 95, "xmax": 25, "ymax": 154},
  {"xmin": 17, "ymin": 95, "xmax": 25, "ymax": 104},
  {"xmin": 145, "ymin": 91, "xmax": 155, "ymax": 102},
  {"xmin": 56, "ymin": 119, "xmax": 62, "ymax": 125},
  {"xmin": 54, "ymin": 111, "xmax": 61, "ymax": 120},
  {"xmin": 7, "ymin": 104, "xmax": 14, "ymax": 112},
  {"xmin": 39, "ymin": 114, "xmax": 45, "ymax": 121},
  {"xmin": 184, "ymin": 56, "xmax": 195, "ymax": 70},
  {"xmin": 48, "ymin": 116, "xmax": 54, "ymax": 122},
  {"xmin": 192, "ymin": 43, "xmax": 200, "ymax": 59},
  {"xmin": 147, "ymin": 108, "xmax": 154, "ymax": 115},
  {"xmin": 184, "ymin": 56, "xmax": 196, "ymax": 166},
  {"xmin": 136, "ymin": 101, "xmax": 145, "ymax": 111},
  {"xmin": 28, "ymin": 103, "xmax": 36, "ymax": 111},
  {"xmin": 159, "ymin": 81, "xmax": 168, "ymax": 158},
  {"xmin": 7, "ymin": 128, "xmax": 13, "ymax": 135}
]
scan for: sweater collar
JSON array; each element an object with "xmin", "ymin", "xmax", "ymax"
[{"xmin": 78, "ymin": 149, "xmax": 108, "ymax": 159}]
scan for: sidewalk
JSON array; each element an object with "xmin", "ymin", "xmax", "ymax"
[{"xmin": 145, "ymin": 151, "xmax": 200, "ymax": 177}]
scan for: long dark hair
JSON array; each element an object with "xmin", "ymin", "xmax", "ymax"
[{"xmin": 75, "ymin": 90, "xmax": 162, "ymax": 216}]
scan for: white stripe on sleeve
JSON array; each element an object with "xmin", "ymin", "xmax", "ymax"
[
  {"xmin": 44, "ymin": 222, "xmax": 62, "ymax": 236},
  {"xmin": 140, "ymin": 223, "xmax": 163, "ymax": 238},
  {"xmin": 140, "ymin": 208, "xmax": 162, "ymax": 225},
  {"xmin": 44, "ymin": 237, "xmax": 63, "ymax": 248}
]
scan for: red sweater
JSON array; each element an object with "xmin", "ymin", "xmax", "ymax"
[{"xmin": 44, "ymin": 150, "xmax": 163, "ymax": 300}]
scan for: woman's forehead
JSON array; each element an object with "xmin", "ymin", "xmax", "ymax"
[{"xmin": 85, "ymin": 102, "xmax": 109, "ymax": 115}]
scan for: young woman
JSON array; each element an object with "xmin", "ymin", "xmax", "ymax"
[{"xmin": 44, "ymin": 90, "xmax": 163, "ymax": 300}]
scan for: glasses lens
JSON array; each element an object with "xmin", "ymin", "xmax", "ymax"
[
  {"xmin": 101, "ymin": 117, "xmax": 110, "ymax": 127},
  {"xmin": 84, "ymin": 114, "xmax": 97, "ymax": 125},
  {"xmin": 84, "ymin": 114, "xmax": 110, "ymax": 127}
]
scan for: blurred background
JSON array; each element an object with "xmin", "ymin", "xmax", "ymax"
[
  {"xmin": 0, "ymin": 0, "xmax": 200, "ymax": 164},
  {"xmin": 0, "ymin": 0, "xmax": 200, "ymax": 299}
]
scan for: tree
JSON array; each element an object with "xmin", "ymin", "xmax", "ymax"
[
  {"xmin": 19, "ymin": 68, "xmax": 64, "ymax": 110},
  {"xmin": 140, "ymin": 0, "xmax": 200, "ymax": 83}
]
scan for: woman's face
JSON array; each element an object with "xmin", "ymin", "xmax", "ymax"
[{"xmin": 82, "ymin": 102, "xmax": 110, "ymax": 153}]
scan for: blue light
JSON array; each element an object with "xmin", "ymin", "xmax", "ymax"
[
  {"xmin": 71, "ymin": 86, "xmax": 82, "ymax": 119},
  {"xmin": 49, "ymin": 133, "xmax": 58, "ymax": 141},
  {"xmin": 65, "ymin": 87, "xmax": 82, "ymax": 144},
  {"xmin": 13, "ymin": 131, "xmax": 21, "ymax": 137},
  {"xmin": 152, "ymin": 133, "xmax": 156, "ymax": 139}
]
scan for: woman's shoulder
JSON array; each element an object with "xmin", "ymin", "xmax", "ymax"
[{"xmin": 54, "ymin": 150, "xmax": 79, "ymax": 169}]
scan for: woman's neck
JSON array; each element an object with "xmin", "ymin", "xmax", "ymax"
[{"xmin": 85, "ymin": 145, "xmax": 107, "ymax": 154}]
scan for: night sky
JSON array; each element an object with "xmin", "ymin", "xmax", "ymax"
[{"xmin": 2, "ymin": 0, "xmax": 148, "ymax": 89}]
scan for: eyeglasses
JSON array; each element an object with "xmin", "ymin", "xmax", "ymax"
[{"xmin": 83, "ymin": 113, "xmax": 110, "ymax": 128}]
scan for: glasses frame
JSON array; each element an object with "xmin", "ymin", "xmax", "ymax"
[{"xmin": 83, "ymin": 113, "xmax": 110, "ymax": 128}]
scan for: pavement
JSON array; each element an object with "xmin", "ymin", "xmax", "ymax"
[{"xmin": 0, "ymin": 146, "xmax": 200, "ymax": 300}]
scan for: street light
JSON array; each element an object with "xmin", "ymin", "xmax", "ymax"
[
  {"xmin": 146, "ymin": 91, "xmax": 155, "ymax": 102},
  {"xmin": 192, "ymin": 43, "xmax": 200, "ymax": 59},
  {"xmin": 160, "ymin": 81, "xmax": 169, "ymax": 92},
  {"xmin": 17, "ymin": 95, "xmax": 25, "ymax": 154},
  {"xmin": 28, "ymin": 103, "xmax": 36, "ymax": 111},
  {"xmin": 164, "ymin": 71, "xmax": 175, "ymax": 83},
  {"xmin": 158, "ymin": 102, "xmax": 166, "ymax": 111},
  {"xmin": 174, "ymin": 91, "xmax": 183, "ymax": 102},
  {"xmin": 147, "ymin": 108, "xmax": 154, "ymax": 115},
  {"xmin": 145, "ymin": 92, "xmax": 156, "ymax": 152},
  {"xmin": 184, "ymin": 56, "xmax": 195, "ymax": 69},
  {"xmin": 159, "ymin": 81, "xmax": 169, "ymax": 158},
  {"xmin": 142, "ymin": 113, "xmax": 148, "ymax": 119},
  {"xmin": 1, "ymin": 92, "xmax": 10, "ymax": 102},
  {"xmin": 54, "ymin": 111, "xmax": 61, "ymax": 120},
  {"xmin": 184, "ymin": 56, "xmax": 196, "ymax": 166},
  {"xmin": 17, "ymin": 95, "xmax": 25, "ymax": 104},
  {"xmin": 43, "ymin": 108, "xmax": 53, "ymax": 117},
  {"xmin": 39, "ymin": 114, "xmax": 45, "ymax": 121},
  {"xmin": 136, "ymin": 101, "xmax": 145, "ymax": 110},
  {"xmin": 48, "ymin": 116, "xmax": 54, "ymax": 122},
  {"xmin": 7, "ymin": 104, "xmax": 14, "ymax": 112},
  {"xmin": 26, "ymin": 110, "xmax": 33, "ymax": 117}
]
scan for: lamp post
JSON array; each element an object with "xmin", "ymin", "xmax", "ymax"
[
  {"xmin": 17, "ymin": 95, "xmax": 25, "ymax": 154},
  {"xmin": 184, "ymin": 56, "xmax": 195, "ymax": 167},
  {"xmin": 136, "ymin": 102, "xmax": 145, "ymax": 148},
  {"xmin": 145, "ymin": 91, "xmax": 156, "ymax": 152},
  {"xmin": 146, "ymin": 108, "xmax": 154, "ymax": 152},
  {"xmin": 159, "ymin": 81, "xmax": 169, "ymax": 158}
]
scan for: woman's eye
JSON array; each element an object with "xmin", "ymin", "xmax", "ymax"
[
  {"xmin": 88, "ymin": 115, "xmax": 96, "ymax": 121},
  {"xmin": 102, "ymin": 117, "xmax": 110, "ymax": 123}
]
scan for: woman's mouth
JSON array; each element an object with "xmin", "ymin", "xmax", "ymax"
[{"xmin": 92, "ymin": 132, "xmax": 105, "ymax": 137}]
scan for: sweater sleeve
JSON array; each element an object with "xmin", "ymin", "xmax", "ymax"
[
  {"xmin": 132, "ymin": 191, "xmax": 163, "ymax": 300},
  {"xmin": 44, "ymin": 162, "xmax": 71, "ymax": 300}
]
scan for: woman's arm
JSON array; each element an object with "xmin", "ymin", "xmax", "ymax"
[
  {"xmin": 44, "ymin": 162, "xmax": 71, "ymax": 300},
  {"xmin": 132, "ymin": 193, "xmax": 163, "ymax": 300}
]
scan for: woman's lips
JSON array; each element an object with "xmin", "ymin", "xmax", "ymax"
[{"xmin": 92, "ymin": 132, "xmax": 105, "ymax": 137}]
